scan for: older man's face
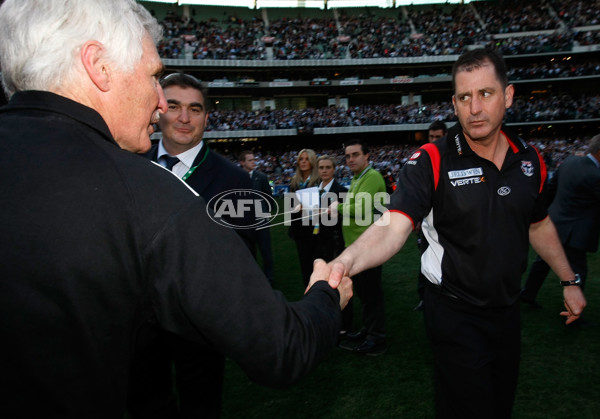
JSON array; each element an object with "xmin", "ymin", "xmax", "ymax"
[{"xmin": 110, "ymin": 35, "xmax": 167, "ymax": 153}]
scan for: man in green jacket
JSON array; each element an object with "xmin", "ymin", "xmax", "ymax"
[{"xmin": 337, "ymin": 139, "xmax": 388, "ymax": 356}]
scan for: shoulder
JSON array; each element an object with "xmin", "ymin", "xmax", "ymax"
[
  {"xmin": 332, "ymin": 180, "xmax": 348, "ymax": 193},
  {"xmin": 209, "ymin": 151, "xmax": 252, "ymax": 185},
  {"xmin": 359, "ymin": 168, "xmax": 386, "ymax": 191},
  {"xmin": 141, "ymin": 143, "xmax": 159, "ymax": 162},
  {"xmin": 366, "ymin": 168, "xmax": 384, "ymax": 180},
  {"xmin": 255, "ymin": 170, "xmax": 269, "ymax": 180}
]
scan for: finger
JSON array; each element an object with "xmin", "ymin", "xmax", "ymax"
[
  {"xmin": 564, "ymin": 299, "xmax": 583, "ymax": 317},
  {"xmin": 312, "ymin": 258, "xmax": 326, "ymax": 271},
  {"xmin": 327, "ymin": 262, "xmax": 345, "ymax": 289},
  {"xmin": 561, "ymin": 312, "xmax": 580, "ymax": 325}
]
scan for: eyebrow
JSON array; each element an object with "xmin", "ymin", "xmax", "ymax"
[
  {"xmin": 155, "ymin": 64, "xmax": 166, "ymax": 78},
  {"xmin": 456, "ymin": 86, "xmax": 496, "ymax": 97},
  {"xmin": 167, "ymin": 99, "xmax": 204, "ymax": 108}
]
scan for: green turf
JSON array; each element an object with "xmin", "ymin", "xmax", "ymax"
[{"xmin": 221, "ymin": 222, "xmax": 600, "ymax": 419}]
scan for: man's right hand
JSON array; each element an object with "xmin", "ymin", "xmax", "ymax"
[{"xmin": 307, "ymin": 259, "xmax": 352, "ymax": 310}]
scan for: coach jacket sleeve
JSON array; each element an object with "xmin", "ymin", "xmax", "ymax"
[{"xmin": 145, "ymin": 199, "xmax": 342, "ymax": 388}]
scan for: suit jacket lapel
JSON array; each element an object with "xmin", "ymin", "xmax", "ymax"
[{"xmin": 185, "ymin": 146, "xmax": 215, "ymax": 197}]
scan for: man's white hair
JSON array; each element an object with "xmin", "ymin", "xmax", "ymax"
[{"xmin": 0, "ymin": 0, "xmax": 163, "ymax": 98}]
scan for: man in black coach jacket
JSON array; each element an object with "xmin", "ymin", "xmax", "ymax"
[{"xmin": 0, "ymin": 1, "xmax": 352, "ymax": 417}]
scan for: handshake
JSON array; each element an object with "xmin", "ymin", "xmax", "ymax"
[{"xmin": 306, "ymin": 259, "xmax": 353, "ymax": 310}]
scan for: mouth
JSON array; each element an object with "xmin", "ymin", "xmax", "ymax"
[
  {"xmin": 174, "ymin": 126, "xmax": 192, "ymax": 133},
  {"xmin": 469, "ymin": 119, "xmax": 487, "ymax": 126}
]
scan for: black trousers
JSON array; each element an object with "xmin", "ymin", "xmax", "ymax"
[
  {"xmin": 424, "ymin": 286, "xmax": 520, "ymax": 419},
  {"xmin": 352, "ymin": 265, "xmax": 386, "ymax": 341},
  {"xmin": 293, "ymin": 233, "xmax": 317, "ymax": 287},
  {"xmin": 522, "ymin": 245, "xmax": 588, "ymax": 302}
]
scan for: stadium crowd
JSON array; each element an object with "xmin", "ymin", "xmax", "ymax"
[
  {"xmin": 219, "ymin": 136, "xmax": 589, "ymax": 189},
  {"xmin": 204, "ymin": 94, "xmax": 600, "ymax": 133},
  {"xmin": 153, "ymin": 0, "xmax": 600, "ymax": 61}
]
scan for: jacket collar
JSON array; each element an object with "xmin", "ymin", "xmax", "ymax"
[
  {"xmin": 3, "ymin": 90, "xmax": 116, "ymax": 147},
  {"xmin": 446, "ymin": 122, "xmax": 529, "ymax": 158}
]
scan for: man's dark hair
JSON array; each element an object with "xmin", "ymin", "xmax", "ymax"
[
  {"xmin": 160, "ymin": 73, "xmax": 207, "ymax": 103},
  {"xmin": 344, "ymin": 139, "xmax": 369, "ymax": 155},
  {"xmin": 238, "ymin": 150, "xmax": 254, "ymax": 162},
  {"xmin": 451, "ymin": 48, "xmax": 509, "ymax": 92},
  {"xmin": 428, "ymin": 120, "xmax": 448, "ymax": 134}
]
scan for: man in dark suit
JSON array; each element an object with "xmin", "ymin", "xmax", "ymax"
[
  {"xmin": 521, "ymin": 134, "xmax": 600, "ymax": 309},
  {"xmin": 239, "ymin": 150, "xmax": 274, "ymax": 284},
  {"xmin": 129, "ymin": 73, "xmax": 256, "ymax": 419},
  {"xmin": 314, "ymin": 155, "xmax": 351, "ymax": 333},
  {"xmin": 145, "ymin": 73, "xmax": 255, "ymax": 254},
  {"xmin": 314, "ymin": 155, "xmax": 347, "ymax": 262}
]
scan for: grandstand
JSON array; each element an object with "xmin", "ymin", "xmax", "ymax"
[
  {"xmin": 138, "ymin": 0, "xmax": 600, "ymax": 154},
  {"xmin": 2, "ymin": 1, "xmax": 598, "ymax": 150}
]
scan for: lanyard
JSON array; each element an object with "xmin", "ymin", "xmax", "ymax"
[
  {"xmin": 181, "ymin": 145, "xmax": 209, "ymax": 181},
  {"xmin": 349, "ymin": 166, "xmax": 371, "ymax": 193}
]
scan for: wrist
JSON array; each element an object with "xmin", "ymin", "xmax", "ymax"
[{"xmin": 560, "ymin": 273, "xmax": 581, "ymax": 287}]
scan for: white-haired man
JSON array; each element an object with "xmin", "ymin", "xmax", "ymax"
[{"xmin": 0, "ymin": 1, "xmax": 352, "ymax": 417}]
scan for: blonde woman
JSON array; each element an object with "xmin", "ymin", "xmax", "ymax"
[{"xmin": 288, "ymin": 149, "xmax": 320, "ymax": 286}]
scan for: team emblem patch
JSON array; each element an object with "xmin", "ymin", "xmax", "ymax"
[
  {"xmin": 521, "ymin": 160, "xmax": 534, "ymax": 177},
  {"xmin": 497, "ymin": 186, "xmax": 511, "ymax": 196},
  {"xmin": 410, "ymin": 150, "xmax": 422, "ymax": 160}
]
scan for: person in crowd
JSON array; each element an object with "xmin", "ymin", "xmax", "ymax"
[
  {"xmin": 240, "ymin": 149, "xmax": 275, "ymax": 284},
  {"xmin": 288, "ymin": 148, "xmax": 321, "ymax": 286},
  {"xmin": 327, "ymin": 48, "xmax": 586, "ymax": 417},
  {"xmin": 414, "ymin": 120, "xmax": 448, "ymax": 311},
  {"xmin": 314, "ymin": 155, "xmax": 347, "ymax": 262},
  {"xmin": 314, "ymin": 155, "xmax": 352, "ymax": 334},
  {"xmin": 0, "ymin": 1, "xmax": 352, "ymax": 417},
  {"xmin": 521, "ymin": 133, "xmax": 600, "ymax": 311},
  {"xmin": 146, "ymin": 73, "xmax": 256, "ymax": 252},
  {"xmin": 129, "ymin": 73, "xmax": 260, "ymax": 418},
  {"xmin": 336, "ymin": 139, "xmax": 388, "ymax": 356}
]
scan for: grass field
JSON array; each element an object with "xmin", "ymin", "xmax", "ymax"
[{"xmin": 221, "ymin": 222, "xmax": 600, "ymax": 419}]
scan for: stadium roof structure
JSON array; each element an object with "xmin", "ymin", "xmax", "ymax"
[{"xmin": 141, "ymin": 0, "xmax": 478, "ymax": 8}]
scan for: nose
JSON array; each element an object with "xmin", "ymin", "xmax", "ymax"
[
  {"xmin": 470, "ymin": 95, "xmax": 482, "ymax": 115},
  {"xmin": 178, "ymin": 107, "xmax": 191, "ymax": 123},
  {"xmin": 156, "ymin": 84, "xmax": 168, "ymax": 114}
]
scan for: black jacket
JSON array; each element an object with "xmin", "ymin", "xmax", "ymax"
[
  {"xmin": 548, "ymin": 154, "xmax": 600, "ymax": 252},
  {"xmin": 315, "ymin": 180, "xmax": 348, "ymax": 260},
  {"xmin": 146, "ymin": 143, "xmax": 257, "ymax": 253},
  {"xmin": 0, "ymin": 91, "xmax": 341, "ymax": 418}
]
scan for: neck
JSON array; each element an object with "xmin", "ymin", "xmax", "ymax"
[
  {"xmin": 353, "ymin": 165, "xmax": 368, "ymax": 176},
  {"xmin": 321, "ymin": 178, "xmax": 333, "ymax": 188},
  {"xmin": 464, "ymin": 131, "xmax": 508, "ymax": 170},
  {"xmin": 163, "ymin": 138, "xmax": 202, "ymax": 157}
]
